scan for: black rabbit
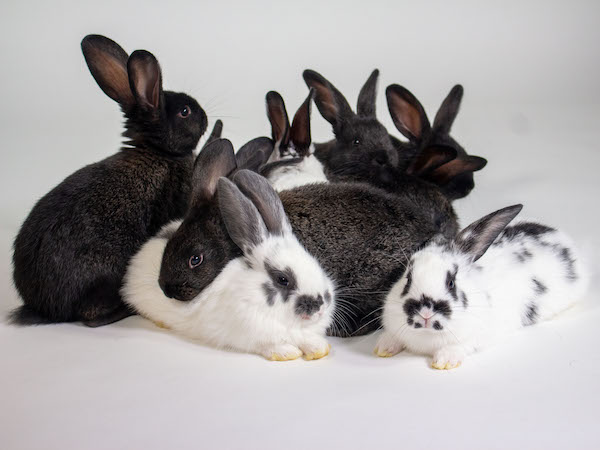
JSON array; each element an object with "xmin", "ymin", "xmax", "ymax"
[
  {"xmin": 386, "ymin": 84, "xmax": 487, "ymax": 200},
  {"xmin": 11, "ymin": 34, "xmax": 208, "ymax": 326},
  {"xmin": 303, "ymin": 69, "xmax": 400, "ymax": 189}
]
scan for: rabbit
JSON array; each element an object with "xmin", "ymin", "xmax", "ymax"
[
  {"xmin": 10, "ymin": 34, "xmax": 208, "ymax": 327},
  {"xmin": 302, "ymin": 69, "xmax": 401, "ymax": 189},
  {"xmin": 122, "ymin": 169, "xmax": 335, "ymax": 361},
  {"xmin": 261, "ymin": 89, "xmax": 328, "ymax": 191},
  {"xmin": 375, "ymin": 204, "xmax": 589, "ymax": 369},
  {"xmin": 154, "ymin": 138, "xmax": 459, "ymax": 337},
  {"xmin": 386, "ymin": 84, "xmax": 487, "ymax": 200}
]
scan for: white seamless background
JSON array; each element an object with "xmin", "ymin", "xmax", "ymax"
[{"xmin": 1, "ymin": 1, "xmax": 599, "ymax": 449}]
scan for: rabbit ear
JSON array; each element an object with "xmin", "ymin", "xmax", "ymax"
[
  {"xmin": 455, "ymin": 205, "xmax": 523, "ymax": 262},
  {"xmin": 235, "ymin": 137, "xmax": 275, "ymax": 172},
  {"xmin": 425, "ymin": 154, "xmax": 487, "ymax": 186},
  {"xmin": 233, "ymin": 170, "xmax": 291, "ymax": 236},
  {"xmin": 201, "ymin": 120, "xmax": 223, "ymax": 150},
  {"xmin": 289, "ymin": 89, "xmax": 314, "ymax": 156},
  {"xmin": 266, "ymin": 91, "xmax": 290, "ymax": 145},
  {"xmin": 303, "ymin": 69, "xmax": 354, "ymax": 127},
  {"xmin": 191, "ymin": 139, "xmax": 237, "ymax": 206},
  {"xmin": 386, "ymin": 84, "xmax": 430, "ymax": 142},
  {"xmin": 81, "ymin": 34, "xmax": 135, "ymax": 107},
  {"xmin": 217, "ymin": 177, "xmax": 268, "ymax": 253},
  {"xmin": 356, "ymin": 69, "xmax": 379, "ymax": 118},
  {"xmin": 432, "ymin": 85, "xmax": 463, "ymax": 134},
  {"xmin": 127, "ymin": 50, "xmax": 162, "ymax": 111},
  {"xmin": 407, "ymin": 145, "xmax": 457, "ymax": 177}
]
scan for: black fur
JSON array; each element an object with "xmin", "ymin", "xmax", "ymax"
[
  {"xmin": 262, "ymin": 282, "xmax": 277, "ymax": 306},
  {"xmin": 501, "ymin": 222, "xmax": 556, "ymax": 241},
  {"xmin": 11, "ymin": 35, "xmax": 207, "ymax": 326},
  {"xmin": 446, "ymin": 264, "xmax": 458, "ymax": 301},
  {"xmin": 386, "ymin": 84, "xmax": 487, "ymax": 200},
  {"xmin": 303, "ymin": 69, "xmax": 400, "ymax": 189},
  {"xmin": 265, "ymin": 262, "xmax": 297, "ymax": 303},
  {"xmin": 401, "ymin": 268, "xmax": 413, "ymax": 297},
  {"xmin": 295, "ymin": 294, "xmax": 324, "ymax": 317},
  {"xmin": 532, "ymin": 278, "xmax": 548, "ymax": 295},
  {"xmin": 523, "ymin": 302, "xmax": 539, "ymax": 326}
]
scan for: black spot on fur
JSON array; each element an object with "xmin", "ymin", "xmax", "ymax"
[
  {"xmin": 501, "ymin": 222, "xmax": 555, "ymax": 242},
  {"xmin": 522, "ymin": 302, "xmax": 539, "ymax": 326},
  {"xmin": 262, "ymin": 282, "xmax": 277, "ymax": 306},
  {"xmin": 559, "ymin": 247, "xmax": 578, "ymax": 282},
  {"xmin": 446, "ymin": 264, "xmax": 458, "ymax": 301},
  {"xmin": 414, "ymin": 323, "xmax": 423, "ymax": 329},
  {"xmin": 403, "ymin": 299, "xmax": 420, "ymax": 318},
  {"xmin": 514, "ymin": 247, "xmax": 533, "ymax": 263},
  {"xmin": 407, "ymin": 318, "xmax": 414, "ymax": 325},
  {"xmin": 295, "ymin": 294, "xmax": 324, "ymax": 317},
  {"xmin": 433, "ymin": 299, "xmax": 452, "ymax": 318},
  {"xmin": 532, "ymin": 278, "xmax": 547, "ymax": 295},
  {"xmin": 433, "ymin": 321, "xmax": 443, "ymax": 330},
  {"xmin": 401, "ymin": 268, "xmax": 413, "ymax": 297},
  {"xmin": 265, "ymin": 261, "xmax": 297, "ymax": 302},
  {"xmin": 460, "ymin": 291, "xmax": 468, "ymax": 309},
  {"xmin": 324, "ymin": 291, "xmax": 332, "ymax": 304}
]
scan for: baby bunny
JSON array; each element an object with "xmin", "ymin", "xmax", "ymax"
[
  {"xmin": 386, "ymin": 84, "xmax": 487, "ymax": 200},
  {"xmin": 303, "ymin": 69, "xmax": 400, "ymax": 189},
  {"xmin": 122, "ymin": 169, "xmax": 335, "ymax": 361},
  {"xmin": 11, "ymin": 34, "xmax": 208, "ymax": 326},
  {"xmin": 375, "ymin": 205, "xmax": 588, "ymax": 369},
  {"xmin": 261, "ymin": 89, "xmax": 328, "ymax": 191}
]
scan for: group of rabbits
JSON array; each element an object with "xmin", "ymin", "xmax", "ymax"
[{"xmin": 10, "ymin": 34, "xmax": 588, "ymax": 369}]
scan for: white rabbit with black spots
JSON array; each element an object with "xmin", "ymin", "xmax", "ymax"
[
  {"xmin": 376, "ymin": 204, "xmax": 588, "ymax": 370},
  {"xmin": 122, "ymin": 169, "xmax": 335, "ymax": 361}
]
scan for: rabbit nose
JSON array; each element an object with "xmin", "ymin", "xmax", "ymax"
[
  {"xmin": 295, "ymin": 294, "xmax": 324, "ymax": 319},
  {"xmin": 373, "ymin": 155, "xmax": 387, "ymax": 166}
]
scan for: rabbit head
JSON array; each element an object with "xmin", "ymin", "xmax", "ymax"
[{"xmin": 81, "ymin": 34, "xmax": 207, "ymax": 155}]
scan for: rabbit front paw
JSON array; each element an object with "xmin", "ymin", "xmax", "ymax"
[
  {"xmin": 262, "ymin": 344, "xmax": 303, "ymax": 362},
  {"xmin": 299, "ymin": 336, "xmax": 331, "ymax": 361},
  {"xmin": 432, "ymin": 346, "xmax": 465, "ymax": 370},
  {"xmin": 374, "ymin": 332, "xmax": 405, "ymax": 358}
]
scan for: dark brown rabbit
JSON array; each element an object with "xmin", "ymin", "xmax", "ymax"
[{"xmin": 11, "ymin": 34, "xmax": 208, "ymax": 326}]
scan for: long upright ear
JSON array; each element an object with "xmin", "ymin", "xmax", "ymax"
[
  {"xmin": 289, "ymin": 89, "xmax": 314, "ymax": 156},
  {"xmin": 201, "ymin": 120, "xmax": 223, "ymax": 150},
  {"xmin": 455, "ymin": 205, "xmax": 523, "ymax": 262},
  {"xmin": 303, "ymin": 69, "xmax": 354, "ymax": 127},
  {"xmin": 81, "ymin": 34, "xmax": 135, "ymax": 107},
  {"xmin": 407, "ymin": 145, "xmax": 457, "ymax": 177},
  {"xmin": 217, "ymin": 177, "xmax": 267, "ymax": 253},
  {"xmin": 233, "ymin": 170, "xmax": 291, "ymax": 236},
  {"xmin": 386, "ymin": 84, "xmax": 430, "ymax": 142},
  {"xmin": 235, "ymin": 137, "xmax": 275, "ymax": 172},
  {"xmin": 432, "ymin": 85, "xmax": 463, "ymax": 134},
  {"xmin": 266, "ymin": 91, "xmax": 290, "ymax": 145},
  {"xmin": 356, "ymin": 69, "xmax": 379, "ymax": 118},
  {"xmin": 426, "ymin": 154, "xmax": 487, "ymax": 185},
  {"xmin": 127, "ymin": 50, "xmax": 162, "ymax": 111},
  {"xmin": 191, "ymin": 139, "xmax": 237, "ymax": 206}
]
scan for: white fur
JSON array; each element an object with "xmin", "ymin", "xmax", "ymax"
[
  {"xmin": 122, "ymin": 222, "xmax": 335, "ymax": 360},
  {"xmin": 267, "ymin": 144, "xmax": 329, "ymax": 192},
  {"xmin": 376, "ymin": 220, "xmax": 589, "ymax": 369}
]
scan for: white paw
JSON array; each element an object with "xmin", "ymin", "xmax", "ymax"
[
  {"xmin": 299, "ymin": 336, "xmax": 331, "ymax": 361},
  {"xmin": 262, "ymin": 344, "xmax": 303, "ymax": 362},
  {"xmin": 374, "ymin": 332, "xmax": 405, "ymax": 358},
  {"xmin": 432, "ymin": 346, "xmax": 465, "ymax": 370}
]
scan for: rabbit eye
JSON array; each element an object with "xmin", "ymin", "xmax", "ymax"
[
  {"xmin": 277, "ymin": 276, "xmax": 289, "ymax": 287},
  {"xmin": 188, "ymin": 254, "xmax": 203, "ymax": 269},
  {"xmin": 353, "ymin": 138, "xmax": 360, "ymax": 146},
  {"xmin": 178, "ymin": 106, "xmax": 191, "ymax": 118},
  {"xmin": 447, "ymin": 279, "xmax": 455, "ymax": 289}
]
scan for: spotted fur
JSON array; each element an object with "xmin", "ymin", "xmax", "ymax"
[{"xmin": 376, "ymin": 205, "xmax": 588, "ymax": 369}]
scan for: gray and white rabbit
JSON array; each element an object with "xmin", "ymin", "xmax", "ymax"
[
  {"xmin": 375, "ymin": 205, "xmax": 588, "ymax": 369},
  {"xmin": 122, "ymin": 169, "xmax": 335, "ymax": 361}
]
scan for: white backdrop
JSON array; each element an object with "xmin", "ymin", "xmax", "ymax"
[{"xmin": 1, "ymin": 1, "xmax": 599, "ymax": 449}]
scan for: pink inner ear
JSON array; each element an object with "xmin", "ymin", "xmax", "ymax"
[
  {"xmin": 391, "ymin": 95, "xmax": 422, "ymax": 139},
  {"xmin": 130, "ymin": 58, "xmax": 161, "ymax": 110}
]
